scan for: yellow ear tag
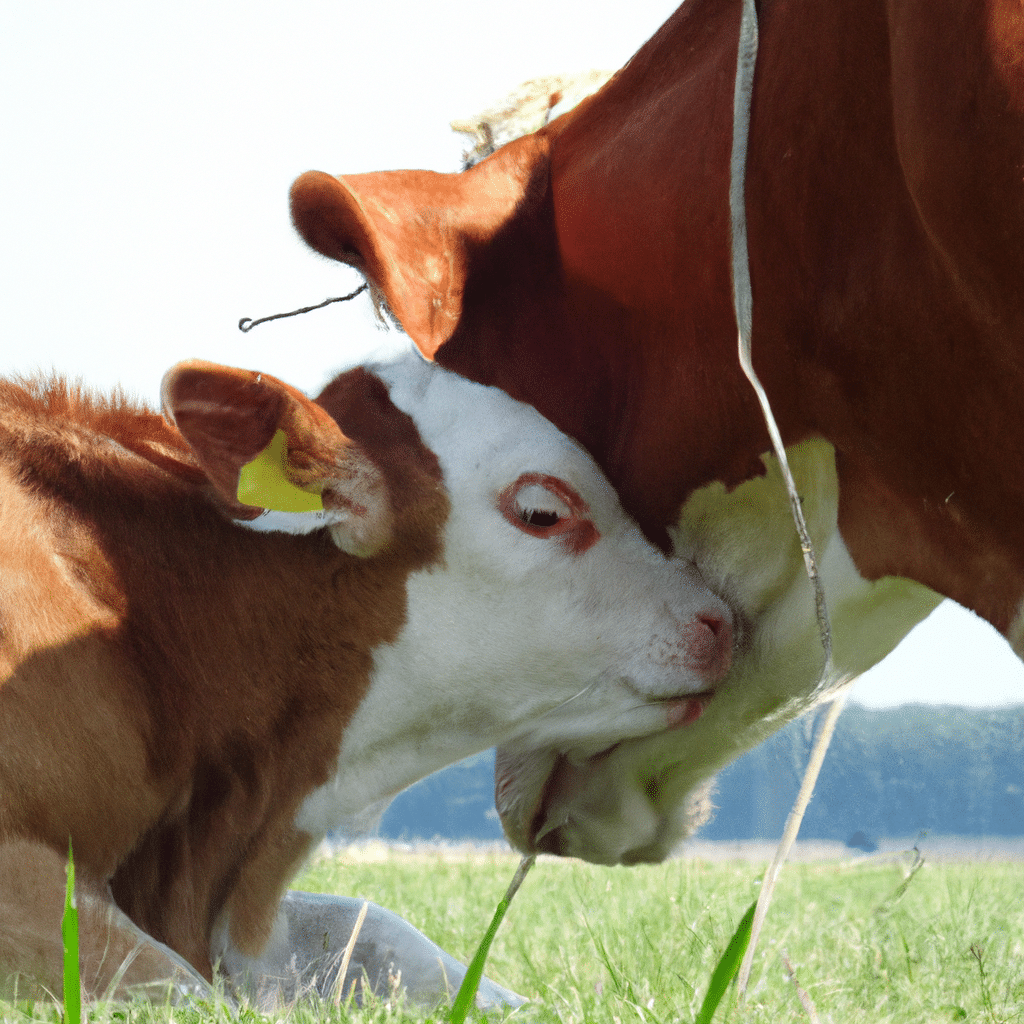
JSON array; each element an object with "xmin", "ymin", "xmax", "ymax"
[{"xmin": 236, "ymin": 429, "xmax": 325, "ymax": 513}]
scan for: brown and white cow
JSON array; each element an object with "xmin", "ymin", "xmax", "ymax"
[
  {"xmin": 0, "ymin": 352, "xmax": 733, "ymax": 1006},
  {"xmin": 288, "ymin": 0, "xmax": 1024, "ymax": 864}
]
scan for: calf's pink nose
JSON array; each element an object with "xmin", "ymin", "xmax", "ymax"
[{"xmin": 684, "ymin": 610, "xmax": 733, "ymax": 684}]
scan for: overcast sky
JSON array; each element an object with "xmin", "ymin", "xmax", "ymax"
[{"xmin": 2, "ymin": 1, "xmax": 1021, "ymax": 709}]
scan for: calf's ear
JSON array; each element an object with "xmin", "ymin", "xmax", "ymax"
[
  {"xmin": 289, "ymin": 132, "xmax": 550, "ymax": 358},
  {"xmin": 162, "ymin": 360, "xmax": 393, "ymax": 556}
]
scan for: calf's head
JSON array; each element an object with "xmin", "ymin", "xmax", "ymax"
[{"xmin": 163, "ymin": 353, "xmax": 734, "ymax": 833}]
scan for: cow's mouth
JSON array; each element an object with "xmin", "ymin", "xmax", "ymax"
[{"xmin": 496, "ymin": 689, "xmax": 715, "ymax": 856}]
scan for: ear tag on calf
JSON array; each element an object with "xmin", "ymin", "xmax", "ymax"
[{"xmin": 237, "ymin": 429, "xmax": 325, "ymax": 512}]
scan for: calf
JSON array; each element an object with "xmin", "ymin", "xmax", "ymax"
[{"xmin": 0, "ymin": 351, "xmax": 732, "ymax": 1006}]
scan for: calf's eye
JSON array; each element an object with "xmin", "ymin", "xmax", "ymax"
[
  {"xmin": 513, "ymin": 483, "xmax": 571, "ymax": 528},
  {"xmin": 497, "ymin": 474, "xmax": 600, "ymax": 555}
]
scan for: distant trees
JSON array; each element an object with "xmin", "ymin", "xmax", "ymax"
[{"xmin": 703, "ymin": 704, "xmax": 1024, "ymax": 842}]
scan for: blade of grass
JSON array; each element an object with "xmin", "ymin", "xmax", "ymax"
[
  {"xmin": 62, "ymin": 840, "xmax": 81, "ymax": 1024},
  {"xmin": 782, "ymin": 951, "xmax": 821, "ymax": 1024},
  {"xmin": 694, "ymin": 899, "xmax": 756, "ymax": 1024},
  {"xmin": 874, "ymin": 846, "xmax": 925, "ymax": 916},
  {"xmin": 448, "ymin": 854, "xmax": 535, "ymax": 1024}
]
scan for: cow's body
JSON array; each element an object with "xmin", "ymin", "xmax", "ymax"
[
  {"xmin": 0, "ymin": 353, "xmax": 732, "ymax": 1004},
  {"xmin": 289, "ymin": 0, "xmax": 1024, "ymax": 863}
]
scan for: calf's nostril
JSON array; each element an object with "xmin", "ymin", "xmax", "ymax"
[
  {"xmin": 698, "ymin": 612, "xmax": 727, "ymax": 637},
  {"xmin": 684, "ymin": 610, "xmax": 733, "ymax": 682}
]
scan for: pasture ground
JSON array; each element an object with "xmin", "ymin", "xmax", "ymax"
[{"xmin": 2, "ymin": 840, "xmax": 1022, "ymax": 1023}]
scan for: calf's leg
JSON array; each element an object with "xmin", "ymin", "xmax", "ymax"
[
  {"xmin": 221, "ymin": 890, "xmax": 526, "ymax": 1011},
  {"xmin": 0, "ymin": 839, "xmax": 210, "ymax": 1003}
]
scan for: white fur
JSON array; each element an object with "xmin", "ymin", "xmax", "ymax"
[
  {"xmin": 239, "ymin": 509, "xmax": 338, "ymax": 535},
  {"xmin": 508, "ymin": 438, "xmax": 942, "ymax": 863},
  {"xmin": 293, "ymin": 353, "xmax": 732, "ymax": 836},
  {"xmin": 212, "ymin": 892, "xmax": 523, "ymax": 1011}
]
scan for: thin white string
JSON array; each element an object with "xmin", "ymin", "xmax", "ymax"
[
  {"xmin": 726, "ymin": 0, "xmax": 845, "ymax": 997},
  {"xmin": 736, "ymin": 688, "xmax": 849, "ymax": 995},
  {"xmin": 729, "ymin": 0, "xmax": 834, "ymax": 678}
]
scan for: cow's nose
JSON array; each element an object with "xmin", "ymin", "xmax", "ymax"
[{"xmin": 684, "ymin": 609, "xmax": 733, "ymax": 684}]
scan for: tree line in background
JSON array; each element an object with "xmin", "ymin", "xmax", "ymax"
[{"xmin": 375, "ymin": 705, "xmax": 1024, "ymax": 847}]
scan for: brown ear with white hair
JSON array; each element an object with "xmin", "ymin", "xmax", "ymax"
[{"xmin": 161, "ymin": 360, "xmax": 392, "ymax": 556}]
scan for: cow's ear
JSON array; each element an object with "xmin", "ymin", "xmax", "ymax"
[
  {"xmin": 289, "ymin": 133, "xmax": 550, "ymax": 359},
  {"xmin": 162, "ymin": 360, "xmax": 392, "ymax": 556}
]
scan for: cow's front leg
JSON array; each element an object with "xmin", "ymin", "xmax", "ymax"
[{"xmin": 219, "ymin": 890, "xmax": 526, "ymax": 1011}]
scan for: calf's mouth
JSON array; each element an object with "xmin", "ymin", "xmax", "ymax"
[{"xmin": 495, "ymin": 686, "xmax": 718, "ymax": 858}]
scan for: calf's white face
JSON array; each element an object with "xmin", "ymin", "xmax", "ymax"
[{"xmin": 289, "ymin": 354, "xmax": 734, "ymax": 833}]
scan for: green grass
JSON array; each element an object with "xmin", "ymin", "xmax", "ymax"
[
  {"xmin": 448, "ymin": 854, "xmax": 536, "ymax": 1024},
  {"xmin": 5, "ymin": 848, "xmax": 1023, "ymax": 1023},
  {"xmin": 61, "ymin": 842, "xmax": 80, "ymax": 1024},
  {"xmin": 296, "ymin": 849, "xmax": 1024, "ymax": 1023}
]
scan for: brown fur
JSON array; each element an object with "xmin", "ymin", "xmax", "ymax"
[
  {"xmin": 290, "ymin": 0, "xmax": 1024, "ymax": 635},
  {"xmin": 0, "ymin": 371, "xmax": 446, "ymax": 997}
]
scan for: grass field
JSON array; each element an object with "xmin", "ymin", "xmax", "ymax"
[{"xmin": 3, "ymin": 844, "xmax": 1022, "ymax": 1023}]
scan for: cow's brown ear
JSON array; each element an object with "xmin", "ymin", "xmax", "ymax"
[
  {"xmin": 162, "ymin": 360, "xmax": 392, "ymax": 554},
  {"xmin": 289, "ymin": 133, "xmax": 550, "ymax": 359}
]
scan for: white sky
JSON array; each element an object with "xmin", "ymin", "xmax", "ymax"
[{"xmin": 2, "ymin": 1, "xmax": 1021, "ymax": 710}]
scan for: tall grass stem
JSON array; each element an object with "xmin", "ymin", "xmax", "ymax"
[
  {"xmin": 332, "ymin": 898, "xmax": 369, "ymax": 1006},
  {"xmin": 448, "ymin": 854, "xmax": 535, "ymax": 1023},
  {"xmin": 62, "ymin": 841, "xmax": 81, "ymax": 1024}
]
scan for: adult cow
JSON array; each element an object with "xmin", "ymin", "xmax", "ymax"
[{"xmin": 289, "ymin": 0, "xmax": 1024, "ymax": 865}]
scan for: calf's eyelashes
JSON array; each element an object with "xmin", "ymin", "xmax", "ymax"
[{"xmin": 498, "ymin": 473, "xmax": 599, "ymax": 554}]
